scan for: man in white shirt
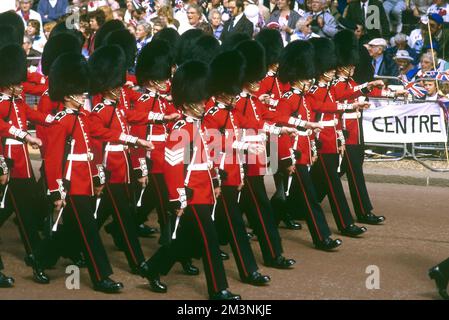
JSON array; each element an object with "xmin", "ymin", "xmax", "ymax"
[{"xmin": 16, "ymin": 0, "xmax": 44, "ymax": 35}]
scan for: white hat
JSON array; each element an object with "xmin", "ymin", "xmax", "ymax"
[
  {"xmin": 365, "ymin": 38, "xmax": 388, "ymax": 47},
  {"xmin": 244, "ymin": 4, "xmax": 259, "ymax": 26},
  {"xmin": 393, "ymin": 50, "xmax": 413, "ymax": 61}
]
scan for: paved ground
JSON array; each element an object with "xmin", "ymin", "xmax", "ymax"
[{"xmin": 0, "ymin": 177, "xmax": 448, "ymax": 300}]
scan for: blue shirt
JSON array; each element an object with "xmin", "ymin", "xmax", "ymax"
[{"xmin": 373, "ymin": 55, "xmax": 384, "ymax": 76}]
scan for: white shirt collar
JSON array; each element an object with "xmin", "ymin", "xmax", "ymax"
[{"xmin": 233, "ymin": 13, "xmax": 244, "ymax": 26}]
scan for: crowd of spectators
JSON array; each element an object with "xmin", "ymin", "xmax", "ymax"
[{"xmin": 3, "ymin": 0, "xmax": 449, "ymax": 96}]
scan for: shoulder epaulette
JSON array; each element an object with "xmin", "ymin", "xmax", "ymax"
[
  {"xmin": 54, "ymin": 111, "xmax": 67, "ymax": 121},
  {"xmin": 92, "ymin": 103, "xmax": 105, "ymax": 113},
  {"xmin": 206, "ymin": 106, "xmax": 219, "ymax": 116},
  {"xmin": 282, "ymin": 91, "xmax": 293, "ymax": 99},
  {"xmin": 172, "ymin": 120, "xmax": 186, "ymax": 130}
]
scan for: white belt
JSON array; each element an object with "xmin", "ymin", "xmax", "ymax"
[
  {"xmin": 297, "ymin": 129, "xmax": 312, "ymax": 136},
  {"xmin": 319, "ymin": 119, "xmax": 338, "ymax": 127},
  {"xmin": 5, "ymin": 138, "xmax": 23, "ymax": 145},
  {"xmin": 67, "ymin": 153, "xmax": 93, "ymax": 161},
  {"xmin": 243, "ymin": 134, "xmax": 265, "ymax": 142},
  {"xmin": 105, "ymin": 144, "xmax": 127, "ymax": 152},
  {"xmin": 147, "ymin": 134, "xmax": 166, "ymax": 142},
  {"xmin": 187, "ymin": 162, "xmax": 212, "ymax": 171},
  {"xmin": 342, "ymin": 112, "xmax": 361, "ymax": 120}
]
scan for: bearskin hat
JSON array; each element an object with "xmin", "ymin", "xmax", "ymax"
[
  {"xmin": 153, "ymin": 28, "xmax": 180, "ymax": 49},
  {"xmin": 103, "ymin": 29, "xmax": 137, "ymax": 69},
  {"xmin": 309, "ymin": 37, "xmax": 337, "ymax": 76},
  {"xmin": 49, "ymin": 21, "xmax": 86, "ymax": 45},
  {"xmin": 49, "ymin": 53, "xmax": 89, "ymax": 102},
  {"xmin": 136, "ymin": 40, "xmax": 173, "ymax": 85},
  {"xmin": 0, "ymin": 25, "xmax": 20, "ymax": 48},
  {"xmin": 0, "ymin": 44, "xmax": 27, "ymax": 88},
  {"xmin": 0, "ymin": 11, "xmax": 24, "ymax": 47},
  {"xmin": 278, "ymin": 40, "xmax": 315, "ymax": 84},
  {"xmin": 334, "ymin": 29, "xmax": 360, "ymax": 68},
  {"xmin": 88, "ymin": 45, "xmax": 127, "ymax": 95},
  {"xmin": 186, "ymin": 34, "xmax": 220, "ymax": 64},
  {"xmin": 94, "ymin": 19, "xmax": 126, "ymax": 50},
  {"xmin": 220, "ymin": 32, "xmax": 251, "ymax": 53},
  {"xmin": 172, "ymin": 61, "xmax": 209, "ymax": 108},
  {"xmin": 255, "ymin": 29, "xmax": 284, "ymax": 68},
  {"xmin": 208, "ymin": 50, "xmax": 246, "ymax": 97},
  {"xmin": 175, "ymin": 29, "xmax": 204, "ymax": 65},
  {"xmin": 42, "ymin": 33, "xmax": 82, "ymax": 76},
  {"xmin": 236, "ymin": 40, "xmax": 266, "ymax": 84}
]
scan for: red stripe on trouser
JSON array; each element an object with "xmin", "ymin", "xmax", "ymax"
[
  {"xmin": 294, "ymin": 170, "xmax": 323, "ymax": 241},
  {"xmin": 246, "ymin": 178, "xmax": 276, "ymax": 258},
  {"xmin": 106, "ymin": 184, "xmax": 139, "ymax": 265},
  {"xmin": 69, "ymin": 197, "xmax": 101, "ymax": 281},
  {"xmin": 9, "ymin": 191, "xmax": 33, "ymax": 254},
  {"xmin": 221, "ymin": 194, "xmax": 248, "ymax": 277},
  {"xmin": 346, "ymin": 153, "xmax": 366, "ymax": 216},
  {"xmin": 151, "ymin": 174, "xmax": 167, "ymax": 225},
  {"xmin": 319, "ymin": 157, "xmax": 347, "ymax": 229},
  {"xmin": 191, "ymin": 206, "xmax": 218, "ymax": 293}
]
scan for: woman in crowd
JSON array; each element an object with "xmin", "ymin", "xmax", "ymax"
[
  {"xmin": 267, "ymin": 0, "xmax": 300, "ymax": 44},
  {"xmin": 209, "ymin": 8, "xmax": 224, "ymax": 40},
  {"xmin": 136, "ymin": 21, "xmax": 152, "ymax": 54}
]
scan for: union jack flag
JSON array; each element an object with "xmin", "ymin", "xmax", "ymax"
[
  {"xmin": 403, "ymin": 81, "xmax": 428, "ymax": 98},
  {"xmin": 424, "ymin": 71, "xmax": 449, "ymax": 81}
]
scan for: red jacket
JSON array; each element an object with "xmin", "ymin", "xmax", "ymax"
[
  {"xmin": 257, "ymin": 71, "xmax": 291, "ymax": 103},
  {"xmin": 164, "ymin": 115, "xmax": 217, "ymax": 208},
  {"xmin": 22, "ymin": 72, "xmax": 47, "ymax": 97},
  {"xmin": 0, "ymin": 93, "xmax": 52, "ymax": 178},
  {"xmin": 130, "ymin": 90, "xmax": 179, "ymax": 175}
]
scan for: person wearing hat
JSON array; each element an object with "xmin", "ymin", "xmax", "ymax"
[
  {"xmin": 308, "ymin": 37, "xmax": 369, "ymax": 238},
  {"xmin": 233, "ymin": 40, "xmax": 297, "ymax": 269},
  {"xmin": 203, "ymin": 50, "xmax": 272, "ymax": 286},
  {"xmin": 332, "ymin": 30, "xmax": 389, "ymax": 226},
  {"xmin": 45, "ymin": 52, "xmax": 124, "ymax": 293},
  {"xmin": 143, "ymin": 60, "xmax": 241, "ymax": 300},
  {"xmin": 422, "ymin": 13, "xmax": 449, "ymax": 61},
  {"xmin": 87, "ymin": 45, "xmax": 178, "ymax": 280},
  {"xmin": 364, "ymin": 37, "xmax": 398, "ymax": 78},
  {"xmin": 276, "ymin": 40, "xmax": 343, "ymax": 251},
  {"xmin": 0, "ymin": 44, "xmax": 54, "ymax": 285},
  {"xmin": 394, "ymin": 49, "xmax": 419, "ymax": 82},
  {"xmin": 130, "ymin": 40, "xmax": 200, "ymax": 276}
]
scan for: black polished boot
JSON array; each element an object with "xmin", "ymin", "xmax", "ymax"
[
  {"xmin": 93, "ymin": 277, "xmax": 124, "ymax": 293},
  {"xmin": 209, "ymin": 290, "xmax": 241, "ymax": 300},
  {"xmin": 358, "ymin": 213, "xmax": 386, "ymax": 225},
  {"xmin": 315, "ymin": 237, "xmax": 342, "ymax": 252},
  {"xmin": 139, "ymin": 262, "xmax": 167, "ymax": 293},
  {"xmin": 0, "ymin": 272, "xmax": 14, "ymax": 288},
  {"xmin": 24, "ymin": 255, "xmax": 50, "ymax": 284},
  {"xmin": 429, "ymin": 266, "xmax": 449, "ymax": 300},
  {"xmin": 181, "ymin": 260, "xmax": 199, "ymax": 276},
  {"xmin": 137, "ymin": 224, "xmax": 158, "ymax": 238},
  {"xmin": 219, "ymin": 250, "xmax": 230, "ymax": 261},
  {"xmin": 243, "ymin": 271, "xmax": 270, "ymax": 286},
  {"xmin": 265, "ymin": 256, "xmax": 296, "ymax": 269},
  {"xmin": 341, "ymin": 224, "xmax": 367, "ymax": 237}
]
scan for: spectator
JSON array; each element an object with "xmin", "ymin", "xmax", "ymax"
[
  {"xmin": 416, "ymin": 52, "xmax": 436, "ymax": 78},
  {"xmin": 220, "ymin": 0, "xmax": 254, "ymax": 41},
  {"xmin": 17, "ymin": 0, "xmax": 44, "ymax": 35},
  {"xmin": 267, "ymin": 0, "xmax": 301, "ymax": 44},
  {"xmin": 421, "ymin": 13, "xmax": 449, "ymax": 60},
  {"xmin": 423, "ymin": 42, "xmax": 449, "ymax": 70},
  {"xmin": 343, "ymin": 0, "xmax": 390, "ymax": 39},
  {"xmin": 124, "ymin": 0, "xmax": 136, "ymax": 24},
  {"xmin": 427, "ymin": 0, "xmax": 449, "ymax": 22},
  {"xmin": 43, "ymin": 21, "xmax": 57, "ymax": 40},
  {"xmin": 151, "ymin": 17, "xmax": 166, "ymax": 34},
  {"xmin": 387, "ymin": 33, "xmax": 419, "ymax": 64},
  {"xmin": 209, "ymin": 8, "xmax": 224, "ymax": 39},
  {"xmin": 309, "ymin": 0, "xmax": 339, "ymax": 38},
  {"xmin": 38, "ymin": 0, "xmax": 69, "ymax": 24},
  {"xmin": 23, "ymin": 36, "xmax": 41, "ymax": 70},
  {"xmin": 394, "ymin": 50, "xmax": 419, "ymax": 82},
  {"xmin": 410, "ymin": 0, "xmax": 433, "ymax": 17},
  {"xmin": 422, "ymin": 79, "xmax": 440, "ymax": 99},
  {"xmin": 383, "ymin": 0, "xmax": 406, "ymax": 33},
  {"xmin": 128, "ymin": 23, "xmax": 137, "ymax": 36},
  {"xmin": 207, "ymin": 0, "xmax": 226, "ymax": 16},
  {"xmin": 113, "ymin": 9, "xmax": 126, "ymax": 21},
  {"xmin": 26, "ymin": 19, "xmax": 47, "ymax": 53},
  {"xmin": 408, "ymin": 17, "xmax": 427, "ymax": 55},
  {"xmin": 253, "ymin": 0, "xmax": 271, "ymax": 23},
  {"xmin": 268, "ymin": 0, "xmax": 279, "ymax": 12},
  {"xmin": 364, "ymin": 37, "xmax": 398, "ymax": 77},
  {"xmin": 291, "ymin": 15, "xmax": 319, "ymax": 40},
  {"xmin": 157, "ymin": 6, "xmax": 180, "ymax": 30},
  {"xmin": 88, "ymin": 9, "xmax": 106, "ymax": 54},
  {"xmin": 178, "ymin": 4, "xmax": 204, "ymax": 34},
  {"xmin": 136, "ymin": 21, "xmax": 152, "ymax": 54}
]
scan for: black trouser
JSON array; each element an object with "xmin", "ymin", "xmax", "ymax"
[
  {"xmin": 4, "ymin": 178, "xmax": 43, "ymax": 258},
  {"xmin": 97, "ymin": 183, "xmax": 145, "ymax": 270},
  {"xmin": 215, "ymin": 186, "xmax": 258, "ymax": 280},
  {"xmin": 340, "ymin": 144, "xmax": 374, "ymax": 218},
  {"xmin": 58, "ymin": 195, "xmax": 113, "ymax": 283},
  {"xmin": 135, "ymin": 173, "xmax": 171, "ymax": 245},
  {"xmin": 287, "ymin": 165, "xmax": 332, "ymax": 244},
  {"xmin": 311, "ymin": 154, "xmax": 355, "ymax": 231},
  {"xmin": 270, "ymin": 171, "xmax": 295, "ymax": 224},
  {"xmin": 146, "ymin": 204, "xmax": 228, "ymax": 296},
  {"xmin": 240, "ymin": 176, "xmax": 283, "ymax": 264}
]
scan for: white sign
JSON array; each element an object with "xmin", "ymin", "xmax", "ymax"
[{"xmin": 362, "ymin": 100, "xmax": 447, "ymax": 143}]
